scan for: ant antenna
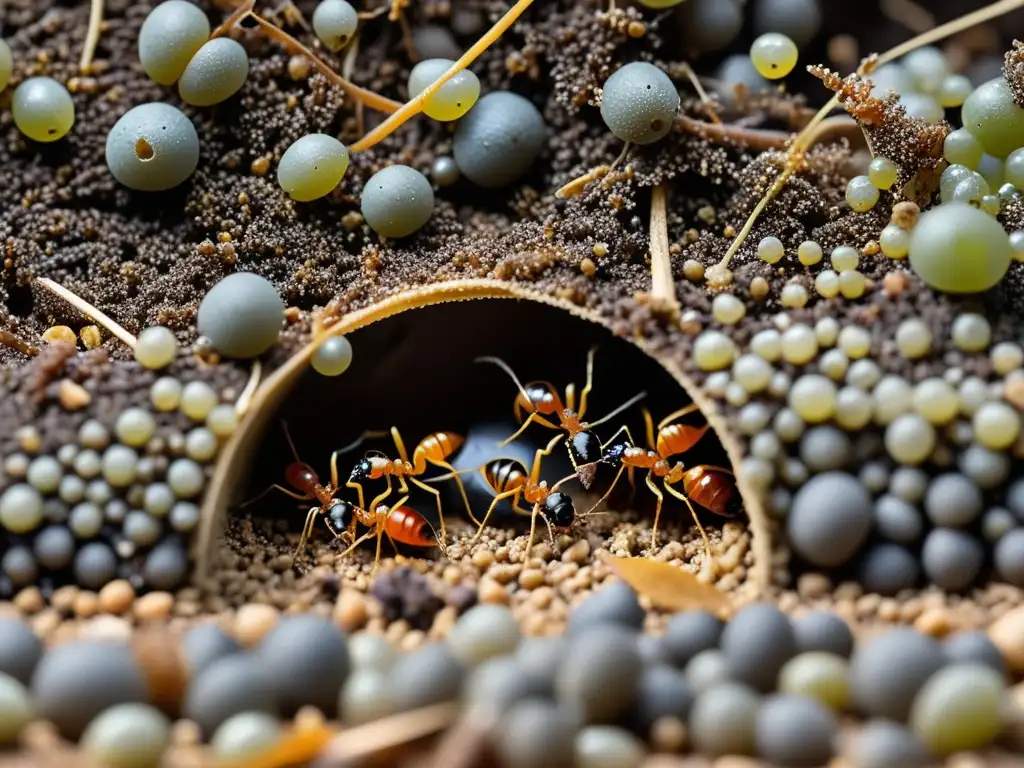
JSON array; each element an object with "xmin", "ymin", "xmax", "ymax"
[
  {"xmin": 475, "ymin": 355, "xmax": 535, "ymax": 407},
  {"xmin": 586, "ymin": 390, "xmax": 648, "ymax": 429},
  {"xmin": 551, "ymin": 471, "xmax": 581, "ymax": 492},
  {"xmin": 281, "ymin": 420, "xmax": 302, "ymax": 464}
]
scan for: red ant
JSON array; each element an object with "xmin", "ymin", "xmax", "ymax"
[
  {"xmin": 475, "ymin": 347, "xmax": 646, "ymax": 483},
  {"xmin": 241, "ymin": 423, "xmax": 438, "ymax": 571},
  {"xmin": 428, "ymin": 434, "xmax": 582, "ymax": 559},
  {"xmin": 584, "ymin": 406, "xmax": 740, "ymax": 559},
  {"xmin": 344, "ymin": 426, "xmax": 475, "ymax": 552}
]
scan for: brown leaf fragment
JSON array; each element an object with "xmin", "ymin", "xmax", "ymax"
[{"xmin": 604, "ymin": 555, "xmax": 733, "ymax": 618}]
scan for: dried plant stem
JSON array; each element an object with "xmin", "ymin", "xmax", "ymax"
[
  {"xmin": 80, "ymin": 0, "xmax": 105, "ymax": 74},
  {"xmin": 880, "ymin": 0, "xmax": 936, "ymax": 33},
  {"xmin": 36, "ymin": 278, "xmax": 137, "ymax": 349},
  {"xmin": 649, "ymin": 183, "xmax": 677, "ymax": 309},
  {"xmin": 350, "ymin": 0, "xmax": 536, "ymax": 152},
  {"xmin": 317, "ymin": 703, "xmax": 460, "ymax": 764},
  {"xmin": 680, "ymin": 62, "xmax": 721, "ymax": 124},
  {"xmin": 235, "ymin": 360, "xmax": 263, "ymax": 416},
  {"xmin": 711, "ymin": 0, "xmax": 1024, "ymax": 280},
  {"xmin": 680, "ymin": 114, "xmax": 859, "ymax": 150},
  {"xmin": 0, "ymin": 329, "xmax": 38, "ymax": 357},
  {"xmin": 211, "ymin": 0, "xmax": 255, "ymax": 38}
]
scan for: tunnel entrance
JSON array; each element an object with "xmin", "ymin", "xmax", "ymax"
[{"xmin": 236, "ymin": 299, "xmax": 739, "ymax": 563}]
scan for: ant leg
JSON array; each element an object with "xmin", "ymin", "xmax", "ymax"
[
  {"xmin": 427, "ymin": 459, "xmax": 478, "ymax": 527},
  {"xmin": 529, "ymin": 434, "xmax": 566, "ymax": 485},
  {"xmin": 645, "ymin": 474, "xmax": 665, "ymax": 556},
  {"xmin": 665, "ymin": 482, "xmax": 713, "ymax": 563},
  {"xmin": 578, "ymin": 346, "xmax": 597, "ymax": 421},
  {"xmin": 498, "ymin": 411, "xmax": 561, "ymax": 447},
  {"xmin": 584, "ymin": 464, "xmax": 625, "ymax": 516},
  {"xmin": 657, "ymin": 403, "xmax": 702, "ymax": 431},
  {"xmin": 294, "ymin": 506, "xmax": 320, "ymax": 559},
  {"xmin": 368, "ymin": 475, "xmax": 396, "ymax": 515},
  {"xmin": 281, "ymin": 419, "xmax": 303, "ymax": 464},
  {"xmin": 525, "ymin": 503, "xmax": 541, "ymax": 560},
  {"xmin": 389, "ymin": 426, "xmax": 411, "ymax": 463},
  {"xmin": 565, "ymin": 381, "xmax": 576, "ymax": 416},
  {"xmin": 539, "ymin": 510, "xmax": 556, "ymax": 547},
  {"xmin": 409, "ymin": 476, "xmax": 452, "ymax": 551},
  {"xmin": 240, "ymin": 484, "xmax": 312, "ymax": 508},
  {"xmin": 627, "ymin": 466, "xmax": 637, "ymax": 504},
  {"xmin": 643, "ymin": 408, "xmax": 656, "ymax": 451},
  {"xmin": 345, "ymin": 481, "xmax": 367, "ymax": 511},
  {"xmin": 600, "ymin": 424, "xmax": 636, "ymax": 450},
  {"xmin": 337, "ymin": 528, "xmax": 376, "ymax": 560},
  {"xmin": 371, "ymin": 524, "xmax": 385, "ymax": 574},
  {"xmin": 473, "ymin": 488, "xmax": 522, "ymax": 539}
]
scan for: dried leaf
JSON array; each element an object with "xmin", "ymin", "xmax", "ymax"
[{"xmin": 605, "ymin": 555, "xmax": 733, "ymax": 618}]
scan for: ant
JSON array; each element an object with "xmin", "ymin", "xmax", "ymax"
[
  {"xmin": 428, "ymin": 434, "xmax": 582, "ymax": 559},
  {"xmin": 476, "ymin": 347, "xmax": 646, "ymax": 483},
  {"xmin": 344, "ymin": 426, "xmax": 475, "ymax": 551},
  {"xmin": 241, "ymin": 423, "xmax": 439, "ymax": 571},
  {"xmin": 584, "ymin": 405, "xmax": 740, "ymax": 558}
]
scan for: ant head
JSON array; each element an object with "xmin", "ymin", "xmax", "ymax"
[
  {"xmin": 545, "ymin": 491, "xmax": 575, "ymax": 528},
  {"xmin": 601, "ymin": 442, "xmax": 628, "ymax": 465},
  {"xmin": 570, "ymin": 430, "xmax": 602, "ymax": 465},
  {"xmin": 349, "ymin": 459, "xmax": 372, "ymax": 482},
  {"xmin": 327, "ymin": 499, "xmax": 354, "ymax": 531}
]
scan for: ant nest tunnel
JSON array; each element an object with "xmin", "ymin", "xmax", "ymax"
[{"xmin": 197, "ymin": 287, "xmax": 771, "ymax": 605}]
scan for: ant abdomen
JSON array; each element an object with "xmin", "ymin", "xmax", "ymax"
[
  {"xmin": 571, "ymin": 430, "xmax": 602, "ymax": 464},
  {"xmin": 544, "ymin": 491, "xmax": 574, "ymax": 528},
  {"xmin": 286, "ymin": 461, "xmax": 319, "ymax": 494}
]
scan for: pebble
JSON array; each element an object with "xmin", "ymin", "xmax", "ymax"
[
  {"xmin": 30, "ymin": 641, "xmax": 149, "ymax": 740},
  {"xmin": 80, "ymin": 703, "xmax": 171, "ymax": 768},
  {"xmin": 661, "ymin": 610, "xmax": 724, "ymax": 667},
  {"xmin": 142, "ymin": 540, "xmax": 190, "ymax": 591},
  {"xmin": 684, "ymin": 649, "xmax": 731, "ymax": 689},
  {"xmin": 0, "ymin": 618, "xmax": 43, "ymax": 687},
  {"xmin": 389, "ymin": 642, "xmax": 465, "ymax": 712},
  {"xmin": 134, "ymin": 592, "xmax": 175, "ymax": 622},
  {"xmin": 988, "ymin": 605, "xmax": 1024, "ymax": 673},
  {"xmin": 754, "ymin": 693, "xmax": 838, "ymax": 766},
  {"xmin": 556, "ymin": 625, "xmax": 642, "ymax": 721},
  {"xmin": 447, "ymin": 604, "xmax": 520, "ymax": 665},
  {"xmin": 921, "ymin": 528, "xmax": 984, "ymax": 591},
  {"xmin": 720, "ymin": 603, "xmax": 797, "ymax": 691},
  {"xmin": 943, "ymin": 631, "xmax": 1007, "ymax": 677},
  {"xmin": 184, "ymin": 624, "xmax": 243, "ymax": 678},
  {"xmin": 777, "ymin": 651, "xmax": 850, "ymax": 710},
  {"xmin": 848, "ymin": 628, "xmax": 946, "ymax": 720},
  {"xmin": 0, "ymin": 672, "xmax": 32, "ymax": 745},
  {"xmin": 858, "ymin": 543, "xmax": 921, "ymax": 596},
  {"xmin": 183, "ymin": 653, "xmax": 278, "ymax": 738},
  {"xmin": 787, "ymin": 472, "xmax": 873, "ymax": 566},
  {"xmin": 689, "ymin": 682, "xmax": 760, "ymax": 758},
  {"xmin": 497, "ymin": 699, "xmax": 577, "ymax": 768},
  {"xmin": 574, "ymin": 725, "xmax": 646, "ymax": 768},
  {"xmin": 211, "ymin": 711, "xmax": 283, "ymax": 759},
  {"xmin": 850, "ymin": 719, "xmax": 932, "ymax": 768},
  {"xmin": 515, "ymin": 636, "xmax": 566, "ymax": 698},
  {"xmin": 234, "ymin": 604, "xmax": 280, "ymax": 646},
  {"xmin": 339, "ymin": 668, "xmax": 396, "ymax": 725},
  {"xmin": 793, "ymin": 611, "xmax": 854, "ymax": 657},
  {"xmin": 258, "ymin": 616, "xmax": 349, "ymax": 717},
  {"xmin": 98, "ymin": 579, "xmax": 136, "ymax": 615},
  {"xmin": 462, "ymin": 656, "xmax": 533, "ymax": 715},
  {"xmin": 909, "ymin": 663, "xmax": 1005, "ymax": 754},
  {"xmin": 566, "ymin": 580, "xmax": 644, "ymax": 634},
  {"xmin": 347, "ymin": 634, "xmax": 396, "ymax": 674},
  {"xmin": 630, "ymin": 664, "xmax": 695, "ymax": 733}
]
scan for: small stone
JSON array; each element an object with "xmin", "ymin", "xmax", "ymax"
[
  {"xmin": 662, "ymin": 610, "xmax": 724, "ymax": 667},
  {"xmin": 849, "ymin": 628, "xmax": 945, "ymax": 720},
  {"xmin": 988, "ymin": 605, "xmax": 1024, "ymax": 673},
  {"xmin": 754, "ymin": 693, "xmax": 838, "ymax": 766},
  {"xmin": 134, "ymin": 592, "xmax": 175, "ymax": 622},
  {"xmin": 183, "ymin": 624, "xmax": 242, "ymax": 678},
  {"xmin": 98, "ymin": 579, "xmax": 136, "ymax": 615},
  {"xmin": 80, "ymin": 703, "xmax": 171, "ymax": 768},
  {"xmin": 211, "ymin": 712, "xmax": 282, "ymax": 760},
  {"xmin": 720, "ymin": 603, "xmax": 797, "ymax": 692},
  {"xmin": 566, "ymin": 580, "xmax": 644, "ymax": 634},
  {"xmin": 59, "ymin": 379, "xmax": 91, "ymax": 410},
  {"xmin": 447, "ymin": 604, "xmax": 520, "ymax": 666},
  {"xmin": 689, "ymin": 682, "xmax": 760, "ymax": 758},
  {"xmin": 574, "ymin": 725, "xmax": 646, "ymax": 768},
  {"xmin": 0, "ymin": 618, "xmax": 43, "ymax": 685},
  {"xmin": 556, "ymin": 625, "xmax": 641, "ymax": 721},
  {"xmin": 389, "ymin": 641, "xmax": 465, "ymax": 712},
  {"xmin": 258, "ymin": 615, "xmax": 349, "ymax": 717},
  {"xmin": 183, "ymin": 654, "xmax": 278, "ymax": 739},
  {"xmin": 497, "ymin": 699, "xmax": 577, "ymax": 768}
]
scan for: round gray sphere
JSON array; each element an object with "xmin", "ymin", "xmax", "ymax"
[
  {"xmin": 106, "ymin": 103, "xmax": 200, "ymax": 192},
  {"xmin": 994, "ymin": 528, "xmax": 1024, "ymax": 587},
  {"xmin": 360, "ymin": 165, "xmax": 435, "ymax": 239},
  {"xmin": 850, "ymin": 719, "xmax": 932, "ymax": 768},
  {"xmin": 600, "ymin": 61, "xmax": 679, "ymax": 145},
  {"xmin": 184, "ymin": 624, "xmax": 243, "ymax": 678},
  {"xmin": 142, "ymin": 539, "xmax": 190, "ymax": 591},
  {"xmin": 793, "ymin": 611, "xmax": 854, "ymax": 658},
  {"xmin": 555, "ymin": 625, "xmax": 641, "ymax": 721},
  {"xmin": 184, "ymin": 654, "xmax": 279, "ymax": 738},
  {"xmin": 0, "ymin": 619, "xmax": 43, "ymax": 686},
  {"xmin": 720, "ymin": 603, "xmax": 797, "ymax": 691},
  {"xmin": 630, "ymin": 664, "xmax": 695, "ymax": 732},
  {"xmin": 30, "ymin": 642, "xmax": 149, "ymax": 740},
  {"xmin": 921, "ymin": 527, "xmax": 985, "ymax": 591},
  {"xmin": 923, "ymin": 473, "xmax": 983, "ymax": 527},
  {"xmin": 258, "ymin": 616, "xmax": 349, "ymax": 717},
  {"xmin": 453, "ymin": 91, "xmax": 546, "ymax": 188},
  {"xmin": 848, "ymin": 628, "xmax": 945, "ymax": 720},
  {"xmin": 388, "ymin": 642, "xmax": 465, "ymax": 712},
  {"xmin": 688, "ymin": 682, "xmax": 760, "ymax": 757},
  {"xmin": 943, "ymin": 631, "xmax": 1008, "ymax": 677},
  {"xmin": 565, "ymin": 580, "xmax": 644, "ymax": 635},
  {"xmin": 786, "ymin": 472, "xmax": 873, "ymax": 567},
  {"xmin": 197, "ymin": 273, "xmax": 285, "ymax": 358},
  {"xmin": 661, "ymin": 610, "xmax": 724, "ymax": 667},
  {"xmin": 857, "ymin": 543, "xmax": 920, "ymax": 597},
  {"xmin": 873, "ymin": 494, "xmax": 924, "ymax": 544},
  {"xmin": 753, "ymin": 0, "xmax": 823, "ymax": 48},
  {"xmin": 496, "ymin": 699, "xmax": 577, "ymax": 768},
  {"xmin": 73, "ymin": 542, "xmax": 118, "ymax": 590},
  {"xmin": 755, "ymin": 693, "xmax": 838, "ymax": 767}
]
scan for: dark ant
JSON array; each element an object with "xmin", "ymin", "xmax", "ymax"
[
  {"xmin": 475, "ymin": 347, "xmax": 646, "ymax": 484},
  {"xmin": 428, "ymin": 434, "xmax": 583, "ymax": 558},
  {"xmin": 584, "ymin": 406, "xmax": 740, "ymax": 558},
  {"xmin": 241, "ymin": 423, "xmax": 439, "ymax": 571},
  {"xmin": 344, "ymin": 426, "xmax": 475, "ymax": 552}
]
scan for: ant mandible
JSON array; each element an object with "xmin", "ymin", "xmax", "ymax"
[
  {"xmin": 429, "ymin": 434, "xmax": 581, "ymax": 559},
  {"xmin": 475, "ymin": 347, "xmax": 646, "ymax": 481},
  {"xmin": 344, "ymin": 426, "xmax": 476, "ymax": 551},
  {"xmin": 584, "ymin": 406, "xmax": 740, "ymax": 559},
  {"xmin": 240, "ymin": 423, "xmax": 439, "ymax": 570}
]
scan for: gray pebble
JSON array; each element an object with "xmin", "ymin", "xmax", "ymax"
[
  {"xmin": 943, "ymin": 631, "xmax": 1007, "ymax": 677},
  {"xmin": 556, "ymin": 625, "xmax": 641, "ymax": 721},
  {"xmin": 515, "ymin": 636, "xmax": 566, "ymax": 698},
  {"xmin": 794, "ymin": 611, "xmax": 854, "ymax": 658},
  {"xmin": 684, "ymin": 649, "xmax": 731, "ymax": 689},
  {"xmin": 957, "ymin": 444, "xmax": 1010, "ymax": 489},
  {"xmin": 447, "ymin": 604, "xmax": 520, "ymax": 666},
  {"xmin": 258, "ymin": 615, "xmax": 348, "ymax": 717},
  {"xmin": 849, "ymin": 628, "xmax": 945, "ymax": 720},
  {"xmin": 105, "ymin": 102, "xmax": 200, "ymax": 192},
  {"xmin": 168, "ymin": 501, "xmax": 199, "ymax": 533},
  {"xmin": 432, "ymin": 155, "xmax": 460, "ymax": 187},
  {"xmin": 799, "ymin": 427, "xmax": 852, "ymax": 471},
  {"xmin": 982, "ymin": 507, "xmax": 1016, "ymax": 541},
  {"xmin": 80, "ymin": 702, "xmax": 171, "ymax": 768},
  {"xmin": 31, "ymin": 641, "xmax": 149, "ymax": 740},
  {"xmin": 716, "ymin": 54, "xmax": 768, "ymax": 96},
  {"xmin": 1006, "ymin": 478, "xmax": 1024, "ymax": 520},
  {"xmin": 873, "ymin": 494, "xmax": 924, "ymax": 544},
  {"xmin": 635, "ymin": 634, "xmax": 670, "ymax": 667},
  {"xmin": 497, "ymin": 699, "xmax": 577, "ymax": 768},
  {"xmin": 921, "ymin": 527, "xmax": 984, "ymax": 591},
  {"xmin": 889, "ymin": 467, "xmax": 928, "ymax": 504},
  {"xmin": 74, "ymin": 542, "xmax": 118, "ymax": 590},
  {"xmin": 339, "ymin": 669, "xmax": 396, "ymax": 726},
  {"xmin": 858, "ymin": 543, "xmax": 920, "ymax": 596},
  {"xmin": 753, "ymin": 0, "xmax": 822, "ymax": 47},
  {"xmin": 566, "ymin": 580, "xmax": 643, "ymax": 635},
  {"xmin": 629, "ymin": 664, "xmax": 695, "ymax": 733},
  {"xmin": 389, "ymin": 642, "xmax": 465, "ymax": 712},
  {"xmin": 994, "ymin": 528, "xmax": 1024, "ymax": 587},
  {"xmin": 0, "ymin": 672, "xmax": 32, "ymax": 745},
  {"xmin": 462, "ymin": 656, "xmax": 533, "ymax": 714},
  {"xmin": 0, "ymin": 618, "xmax": 43, "ymax": 685},
  {"xmin": 27, "ymin": 455, "xmax": 62, "ymax": 494},
  {"xmin": 58, "ymin": 474, "xmax": 86, "ymax": 504},
  {"xmin": 680, "ymin": 0, "xmax": 744, "ymax": 53},
  {"xmin": 600, "ymin": 61, "xmax": 679, "ymax": 145},
  {"xmin": 661, "ymin": 610, "xmax": 723, "ymax": 668},
  {"xmin": 410, "ymin": 25, "xmax": 460, "ymax": 60},
  {"xmin": 858, "ymin": 462, "xmax": 890, "ymax": 494},
  {"xmin": 1, "ymin": 546, "xmax": 37, "ymax": 588},
  {"xmin": 850, "ymin": 719, "xmax": 932, "ymax": 768},
  {"xmin": 453, "ymin": 91, "xmax": 546, "ymax": 188},
  {"xmin": 689, "ymin": 682, "xmax": 760, "ymax": 757},
  {"xmin": 184, "ymin": 654, "xmax": 278, "ymax": 738},
  {"xmin": 755, "ymin": 693, "xmax": 838, "ymax": 767},
  {"xmin": 574, "ymin": 725, "xmax": 646, "ymax": 768},
  {"xmin": 197, "ymin": 273, "xmax": 285, "ymax": 358},
  {"xmin": 210, "ymin": 711, "xmax": 282, "ymax": 760},
  {"xmin": 184, "ymin": 624, "xmax": 242, "ymax": 677},
  {"xmin": 347, "ymin": 634, "xmax": 396, "ymax": 673},
  {"xmin": 787, "ymin": 472, "xmax": 873, "ymax": 566},
  {"xmin": 360, "ymin": 165, "xmax": 434, "ymax": 239},
  {"xmin": 124, "ymin": 510, "xmax": 162, "ymax": 547},
  {"xmin": 924, "ymin": 473, "xmax": 983, "ymax": 527},
  {"xmin": 720, "ymin": 603, "xmax": 797, "ymax": 691},
  {"xmin": 142, "ymin": 539, "xmax": 189, "ymax": 591}
]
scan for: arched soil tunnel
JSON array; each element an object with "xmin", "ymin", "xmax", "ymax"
[{"xmin": 195, "ymin": 288, "xmax": 766, "ymax": 591}]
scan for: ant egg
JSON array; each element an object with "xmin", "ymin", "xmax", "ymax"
[
  {"xmin": 12, "ymin": 77, "xmax": 75, "ymax": 143},
  {"xmin": 943, "ymin": 128, "xmax": 983, "ymax": 170},
  {"xmin": 311, "ymin": 335, "xmax": 353, "ymax": 377},
  {"xmin": 899, "ymin": 92, "xmax": 943, "ymax": 124},
  {"xmin": 408, "ymin": 59, "xmax": 481, "ymax": 122},
  {"xmin": 830, "ymin": 246, "xmax": 859, "ymax": 273},
  {"xmin": 757, "ymin": 236, "xmax": 784, "ymax": 264},
  {"xmin": 902, "ymin": 46, "xmax": 949, "ymax": 94},
  {"xmin": 845, "ymin": 175, "xmax": 879, "ymax": 213},
  {"xmin": 106, "ymin": 103, "xmax": 200, "ymax": 192},
  {"xmin": 312, "ymin": 0, "xmax": 359, "ymax": 52},
  {"xmin": 135, "ymin": 325, "xmax": 179, "ymax": 369},
  {"xmin": 178, "ymin": 38, "xmax": 250, "ymax": 107},
  {"xmin": 908, "ymin": 203, "xmax": 1011, "ymax": 293},
  {"xmin": 197, "ymin": 273, "xmax": 285, "ymax": 359},
  {"xmin": 717, "ymin": 54, "xmax": 769, "ymax": 96},
  {"xmin": 453, "ymin": 92, "xmax": 546, "ymax": 188},
  {"xmin": 277, "ymin": 134, "xmax": 350, "ymax": 202},
  {"xmin": 361, "ymin": 165, "xmax": 435, "ymax": 239},
  {"xmin": 0, "ymin": 39, "xmax": 11, "ymax": 91},
  {"xmin": 797, "ymin": 240, "xmax": 822, "ymax": 266},
  {"xmin": 432, "ymin": 156, "xmax": 460, "ymax": 187},
  {"xmin": 600, "ymin": 62, "xmax": 680, "ymax": 145},
  {"xmin": 1004, "ymin": 148, "xmax": 1024, "ymax": 189},
  {"xmin": 962, "ymin": 77, "xmax": 1024, "ymax": 159},
  {"xmin": 938, "ymin": 74, "xmax": 973, "ymax": 108},
  {"xmin": 868, "ymin": 157, "xmax": 899, "ymax": 190},
  {"xmin": 750, "ymin": 33, "xmax": 799, "ymax": 80},
  {"xmin": 138, "ymin": 0, "xmax": 211, "ymax": 86},
  {"xmin": 879, "ymin": 224, "xmax": 910, "ymax": 259}
]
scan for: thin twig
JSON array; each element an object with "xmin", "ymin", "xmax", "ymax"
[
  {"xmin": 36, "ymin": 278, "xmax": 137, "ymax": 349},
  {"xmin": 649, "ymin": 183, "xmax": 678, "ymax": 310},
  {"xmin": 0, "ymin": 329, "xmax": 39, "ymax": 357},
  {"xmin": 80, "ymin": 0, "xmax": 105, "ymax": 74},
  {"xmin": 880, "ymin": 0, "xmax": 936, "ymax": 33},
  {"xmin": 351, "ymin": 0, "xmax": 536, "ymax": 152},
  {"xmin": 317, "ymin": 702, "xmax": 460, "ymax": 764},
  {"xmin": 680, "ymin": 62, "xmax": 721, "ymax": 124},
  {"xmin": 555, "ymin": 165, "xmax": 611, "ymax": 199},
  {"xmin": 679, "ymin": 114, "xmax": 861, "ymax": 150},
  {"xmin": 710, "ymin": 0, "xmax": 1024, "ymax": 281},
  {"xmin": 235, "ymin": 360, "xmax": 262, "ymax": 416},
  {"xmin": 211, "ymin": 0, "xmax": 256, "ymax": 39}
]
